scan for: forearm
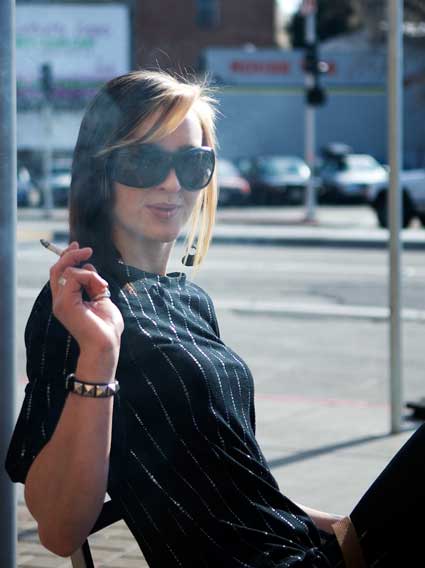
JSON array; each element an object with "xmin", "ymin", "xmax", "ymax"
[
  {"xmin": 295, "ymin": 502, "xmax": 343, "ymax": 534},
  {"xmin": 25, "ymin": 350, "xmax": 118, "ymax": 557}
]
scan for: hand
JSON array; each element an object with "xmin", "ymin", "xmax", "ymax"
[{"xmin": 50, "ymin": 242, "xmax": 124, "ymax": 357}]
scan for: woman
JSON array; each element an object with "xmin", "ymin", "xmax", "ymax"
[{"xmin": 5, "ymin": 70, "xmax": 425, "ymax": 567}]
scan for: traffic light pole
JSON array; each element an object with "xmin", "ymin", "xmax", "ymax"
[
  {"xmin": 41, "ymin": 100, "xmax": 54, "ymax": 217},
  {"xmin": 0, "ymin": 1, "xmax": 17, "ymax": 566},
  {"xmin": 40, "ymin": 63, "xmax": 54, "ymax": 217},
  {"xmin": 304, "ymin": 7, "xmax": 317, "ymax": 222}
]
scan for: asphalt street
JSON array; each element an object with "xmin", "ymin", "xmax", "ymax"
[{"xmin": 12, "ymin": 206, "xmax": 425, "ymax": 566}]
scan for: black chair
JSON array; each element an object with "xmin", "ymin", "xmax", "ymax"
[{"xmin": 70, "ymin": 499, "xmax": 123, "ymax": 568}]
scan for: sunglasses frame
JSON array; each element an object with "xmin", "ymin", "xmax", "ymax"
[{"xmin": 109, "ymin": 144, "xmax": 216, "ymax": 192}]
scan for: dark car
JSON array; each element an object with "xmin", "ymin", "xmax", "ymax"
[
  {"xmin": 50, "ymin": 166, "xmax": 72, "ymax": 206},
  {"xmin": 236, "ymin": 155, "xmax": 311, "ymax": 205},
  {"xmin": 217, "ymin": 159, "xmax": 251, "ymax": 206},
  {"xmin": 17, "ymin": 167, "xmax": 41, "ymax": 207}
]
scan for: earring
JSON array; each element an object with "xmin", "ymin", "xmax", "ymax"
[{"xmin": 181, "ymin": 244, "xmax": 197, "ymax": 266}]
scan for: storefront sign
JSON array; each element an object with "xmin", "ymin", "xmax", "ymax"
[{"xmin": 17, "ymin": 3, "xmax": 129, "ymax": 108}]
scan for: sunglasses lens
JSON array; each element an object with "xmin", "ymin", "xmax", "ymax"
[
  {"xmin": 112, "ymin": 146, "xmax": 168, "ymax": 188},
  {"xmin": 176, "ymin": 148, "xmax": 215, "ymax": 191},
  {"xmin": 111, "ymin": 145, "xmax": 215, "ymax": 191}
]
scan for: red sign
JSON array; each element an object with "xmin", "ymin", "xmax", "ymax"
[{"xmin": 230, "ymin": 60, "xmax": 291, "ymax": 75}]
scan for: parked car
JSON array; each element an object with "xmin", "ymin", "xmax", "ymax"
[
  {"xmin": 236, "ymin": 155, "xmax": 311, "ymax": 205},
  {"xmin": 217, "ymin": 159, "xmax": 251, "ymax": 206},
  {"xmin": 38, "ymin": 159, "xmax": 72, "ymax": 207},
  {"xmin": 17, "ymin": 166, "xmax": 41, "ymax": 207},
  {"xmin": 317, "ymin": 145, "xmax": 388, "ymax": 203},
  {"xmin": 365, "ymin": 169, "xmax": 425, "ymax": 228}
]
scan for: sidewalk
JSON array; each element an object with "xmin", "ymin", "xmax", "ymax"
[
  {"xmin": 17, "ymin": 205, "xmax": 425, "ymax": 249},
  {"xmin": 16, "ymin": 400, "xmax": 420, "ymax": 567},
  {"xmin": 15, "ymin": 205, "xmax": 424, "ymax": 566}
]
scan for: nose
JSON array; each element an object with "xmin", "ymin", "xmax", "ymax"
[{"xmin": 160, "ymin": 167, "xmax": 181, "ymax": 193}]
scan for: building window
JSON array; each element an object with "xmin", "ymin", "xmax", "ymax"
[{"xmin": 196, "ymin": 0, "xmax": 220, "ymax": 29}]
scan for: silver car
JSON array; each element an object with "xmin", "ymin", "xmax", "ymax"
[{"xmin": 319, "ymin": 153, "xmax": 388, "ymax": 202}]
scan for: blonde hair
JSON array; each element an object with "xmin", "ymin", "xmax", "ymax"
[{"xmin": 70, "ymin": 70, "xmax": 218, "ymax": 273}]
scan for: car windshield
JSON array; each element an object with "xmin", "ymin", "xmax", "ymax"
[
  {"xmin": 51, "ymin": 168, "xmax": 71, "ymax": 176},
  {"xmin": 257, "ymin": 157, "xmax": 304, "ymax": 176},
  {"xmin": 343, "ymin": 155, "xmax": 382, "ymax": 172},
  {"xmin": 218, "ymin": 160, "xmax": 239, "ymax": 177}
]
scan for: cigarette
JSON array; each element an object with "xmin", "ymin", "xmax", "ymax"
[{"xmin": 40, "ymin": 238, "xmax": 64, "ymax": 256}]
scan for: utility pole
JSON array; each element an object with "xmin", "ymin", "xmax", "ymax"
[
  {"xmin": 0, "ymin": 0, "xmax": 17, "ymax": 566},
  {"xmin": 302, "ymin": 0, "xmax": 326, "ymax": 222},
  {"xmin": 388, "ymin": 0, "xmax": 403, "ymax": 433},
  {"xmin": 40, "ymin": 63, "xmax": 54, "ymax": 217}
]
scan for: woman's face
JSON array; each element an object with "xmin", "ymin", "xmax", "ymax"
[{"xmin": 112, "ymin": 110, "xmax": 204, "ymax": 247}]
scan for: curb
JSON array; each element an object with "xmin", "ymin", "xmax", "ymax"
[
  {"xmin": 209, "ymin": 234, "xmax": 425, "ymax": 250},
  {"xmin": 46, "ymin": 230, "xmax": 425, "ymax": 250}
]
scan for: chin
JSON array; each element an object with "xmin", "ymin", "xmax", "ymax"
[{"xmin": 151, "ymin": 227, "xmax": 182, "ymax": 243}]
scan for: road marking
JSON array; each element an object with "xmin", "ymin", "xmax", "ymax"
[
  {"xmin": 214, "ymin": 298, "xmax": 425, "ymax": 322},
  {"xmin": 17, "ymin": 287, "xmax": 425, "ymax": 322},
  {"xmin": 199, "ymin": 259, "xmax": 425, "ymax": 279}
]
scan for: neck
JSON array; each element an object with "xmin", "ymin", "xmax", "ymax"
[{"xmin": 113, "ymin": 232, "xmax": 174, "ymax": 276}]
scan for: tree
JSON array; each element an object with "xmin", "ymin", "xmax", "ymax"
[
  {"xmin": 287, "ymin": 0, "xmax": 425, "ymax": 47},
  {"xmin": 287, "ymin": 0, "xmax": 362, "ymax": 48}
]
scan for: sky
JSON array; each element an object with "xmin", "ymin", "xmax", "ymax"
[{"xmin": 276, "ymin": 0, "xmax": 302, "ymax": 15}]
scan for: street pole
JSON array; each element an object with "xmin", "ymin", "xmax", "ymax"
[
  {"xmin": 40, "ymin": 63, "xmax": 54, "ymax": 218},
  {"xmin": 388, "ymin": 0, "xmax": 403, "ymax": 434},
  {"xmin": 303, "ymin": 2, "xmax": 317, "ymax": 222},
  {"xmin": 0, "ymin": 0, "xmax": 17, "ymax": 566},
  {"xmin": 41, "ymin": 101, "xmax": 54, "ymax": 217}
]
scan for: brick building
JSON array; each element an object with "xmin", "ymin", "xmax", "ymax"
[{"xmin": 133, "ymin": 0, "xmax": 284, "ymax": 72}]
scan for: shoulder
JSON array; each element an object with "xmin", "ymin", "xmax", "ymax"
[
  {"xmin": 25, "ymin": 282, "xmax": 52, "ymax": 343},
  {"xmin": 187, "ymin": 280, "xmax": 214, "ymax": 302},
  {"xmin": 186, "ymin": 280, "xmax": 220, "ymax": 337}
]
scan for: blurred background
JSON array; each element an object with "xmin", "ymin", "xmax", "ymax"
[
  {"xmin": 8, "ymin": 2, "xmax": 425, "ymax": 566},
  {"xmin": 15, "ymin": 0, "xmax": 425, "ymax": 221}
]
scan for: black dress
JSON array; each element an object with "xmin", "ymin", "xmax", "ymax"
[{"xmin": 6, "ymin": 260, "xmax": 341, "ymax": 567}]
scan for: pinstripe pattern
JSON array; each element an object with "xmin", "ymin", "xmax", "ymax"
[{"xmin": 6, "ymin": 263, "xmax": 338, "ymax": 567}]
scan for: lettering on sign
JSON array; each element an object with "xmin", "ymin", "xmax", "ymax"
[{"xmin": 230, "ymin": 61, "xmax": 291, "ymax": 75}]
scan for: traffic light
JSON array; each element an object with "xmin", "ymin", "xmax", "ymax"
[
  {"xmin": 303, "ymin": 43, "xmax": 318, "ymax": 74},
  {"xmin": 306, "ymin": 85, "xmax": 326, "ymax": 105},
  {"xmin": 303, "ymin": 43, "xmax": 328, "ymax": 106},
  {"xmin": 40, "ymin": 63, "xmax": 53, "ymax": 101},
  {"xmin": 196, "ymin": 0, "xmax": 220, "ymax": 29}
]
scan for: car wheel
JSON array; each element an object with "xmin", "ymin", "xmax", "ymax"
[
  {"xmin": 253, "ymin": 190, "xmax": 268, "ymax": 206},
  {"xmin": 375, "ymin": 191, "xmax": 414, "ymax": 229}
]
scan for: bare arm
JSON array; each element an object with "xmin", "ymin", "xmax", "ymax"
[
  {"xmin": 295, "ymin": 502, "xmax": 343, "ymax": 534},
  {"xmin": 24, "ymin": 243, "xmax": 124, "ymax": 557}
]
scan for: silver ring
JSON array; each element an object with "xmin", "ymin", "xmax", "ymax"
[
  {"xmin": 91, "ymin": 289, "xmax": 111, "ymax": 302},
  {"xmin": 58, "ymin": 276, "xmax": 67, "ymax": 287}
]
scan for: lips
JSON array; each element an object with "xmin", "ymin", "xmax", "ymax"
[
  {"xmin": 146, "ymin": 203, "xmax": 182, "ymax": 219},
  {"xmin": 148, "ymin": 203, "xmax": 181, "ymax": 210}
]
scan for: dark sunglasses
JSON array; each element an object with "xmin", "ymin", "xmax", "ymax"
[{"xmin": 109, "ymin": 144, "xmax": 215, "ymax": 191}]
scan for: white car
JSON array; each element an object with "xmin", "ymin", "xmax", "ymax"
[
  {"xmin": 319, "ymin": 153, "xmax": 388, "ymax": 202},
  {"xmin": 366, "ymin": 169, "xmax": 425, "ymax": 228}
]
